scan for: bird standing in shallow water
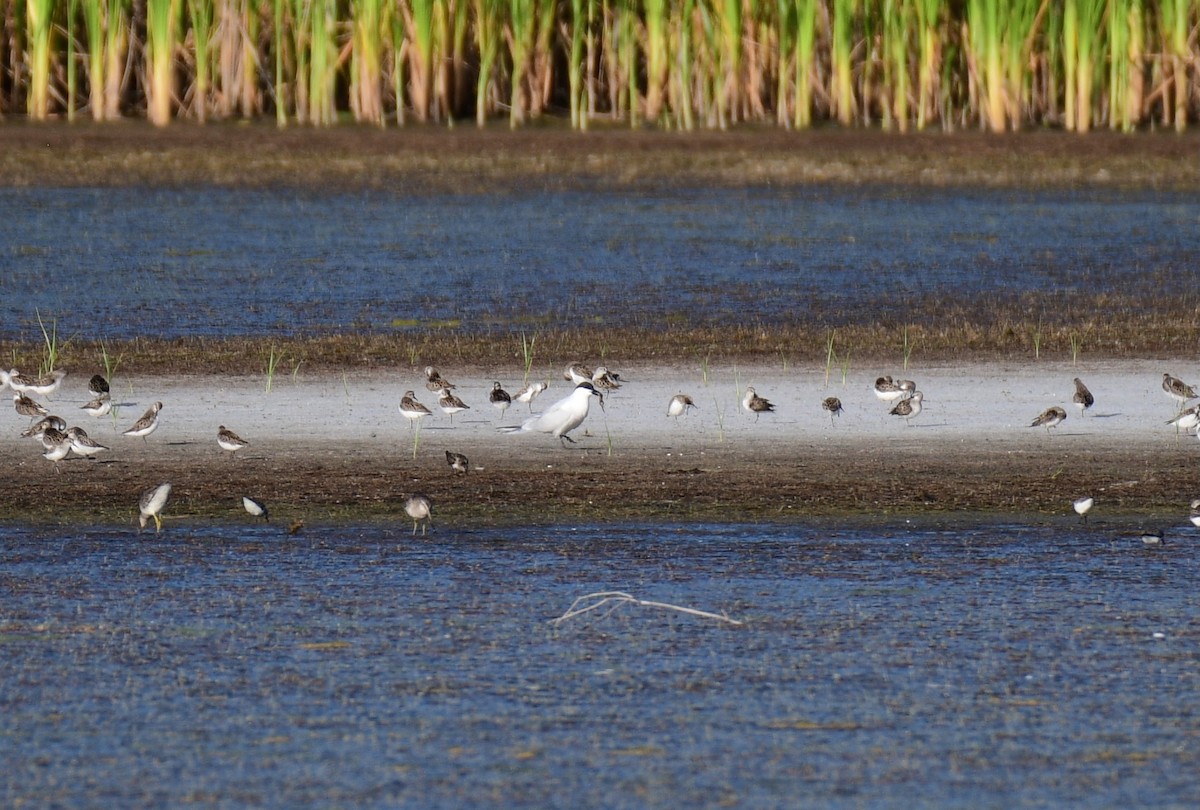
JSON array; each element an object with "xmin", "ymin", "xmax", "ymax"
[
  {"xmin": 138, "ymin": 483, "xmax": 172, "ymax": 532},
  {"xmin": 243, "ymin": 496, "xmax": 269, "ymax": 521},
  {"xmin": 404, "ymin": 494, "xmax": 432, "ymax": 535},
  {"xmin": 499, "ymin": 382, "xmax": 603, "ymax": 447},
  {"xmin": 1073, "ymin": 496, "xmax": 1094, "ymax": 524},
  {"xmin": 742, "ymin": 387, "xmax": 775, "ymax": 420}
]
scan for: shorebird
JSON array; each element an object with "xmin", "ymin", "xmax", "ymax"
[
  {"xmin": 1190, "ymin": 499, "xmax": 1200, "ymax": 528},
  {"xmin": 1140, "ymin": 529, "xmax": 1164, "ymax": 546},
  {"xmin": 1073, "ymin": 496, "xmax": 1094, "ymax": 524},
  {"xmin": 13, "ymin": 393, "xmax": 49, "ymax": 420},
  {"xmin": 87, "ymin": 374, "xmax": 110, "ymax": 398},
  {"xmin": 123, "ymin": 402, "xmax": 163, "ymax": 441},
  {"xmin": 80, "ymin": 394, "xmax": 112, "ymax": 417},
  {"xmin": 67, "ymin": 426, "xmax": 108, "ymax": 460},
  {"xmin": 22, "ymin": 415, "xmax": 66, "ymax": 439},
  {"xmin": 499, "ymin": 381, "xmax": 603, "ymax": 447},
  {"xmin": 445, "ymin": 449, "xmax": 469, "ymax": 474},
  {"xmin": 514, "ymin": 381, "xmax": 547, "ymax": 412},
  {"xmin": 242, "ymin": 496, "xmax": 269, "ymax": 521},
  {"xmin": 438, "ymin": 389, "xmax": 470, "ymax": 423},
  {"xmin": 890, "ymin": 391, "xmax": 924, "ymax": 425},
  {"xmin": 399, "ymin": 390, "xmax": 432, "ymax": 428},
  {"xmin": 40, "ymin": 427, "xmax": 72, "ymax": 471},
  {"xmin": 404, "ymin": 494, "xmax": 432, "ymax": 536},
  {"xmin": 667, "ymin": 394, "xmax": 695, "ymax": 419},
  {"xmin": 1162, "ymin": 373, "xmax": 1197, "ymax": 407},
  {"xmin": 563, "ymin": 363, "xmax": 593, "ymax": 385},
  {"xmin": 742, "ymin": 387, "xmax": 775, "ymax": 420},
  {"xmin": 591, "ymin": 366, "xmax": 623, "ymax": 391},
  {"xmin": 1072, "ymin": 377, "xmax": 1094, "ymax": 416},
  {"xmin": 217, "ymin": 425, "xmax": 250, "ymax": 456},
  {"xmin": 1030, "ymin": 405, "xmax": 1067, "ymax": 433},
  {"xmin": 424, "ymin": 366, "xmax": 455, "ymax": 392},
  {"xmin": 822, "ymin": 396, "xmax": 844, "ymax": 425},
  {"xmin": 1168, "ymin": 404, "xmax": 1200, "ymax": 432},
  {"xmin": 24, "ymin": 370, "xmax": 67, "ymax": 398},
  {"xmin": 138, "ymin": 483, "xmax": 172, "ymax": 532},
  {"xmin": 489, "ymin": 382, "xmax": 512, "ymax": 419},
  {"xmin": 874, "ymin": 376, "xmax": 914, "ymax": 403}
]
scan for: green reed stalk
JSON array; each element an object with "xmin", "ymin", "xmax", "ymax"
[
  {"xmin": 831, "ymin": 0, "xmax": 857, "ymax": 126},
  {"xmin": 81, "ymin": 0, "xmax": 104, "ymax": 119},
  {"xmin": 400, "ymin": 0, "xmax": 436, "ymax": 122},
  {"xmin": 672, "ymin": 0, "xmax": 695, "ymax": 130},
  {"xmin": 913, "ymin": 0, "xmax": 942, "ymax": 129},
  {"xmin": 792, "ymin": 0, "xmax": 816, "ymax": 128},
  {"xmin": 567, "ymin": 0, "xmax": 586, "ymax": 127},
  {"xmin": 36, "ymin": 310, "xmax": 61, "ymax": 375},
  {"xmin": 719, "ymin": 0, "xmax": 742, "ymax": 127},
  {"xmin": 351, "ymin": 0, "xmax": 386, "ymax": 124},
  {"xmin": 1002, "ymin": 0, "xmax": 1044, "ymax": 131},
  {"xmin": 966, "ymin": 0, "xmax": 1004, "ymax": 131},
  {"xmin": 187, "ymin": 0, "xmax": 214, "ymax": 122},
  {"xmin": 309, "ymin": 0, "xmax": 337, "ymax": 125},
  {"xmin": 824, "ymin": 331, "xmax": 835, "ymax": 385},
  {"xmin": 104, "ymin": 0, "xmax": 129, "ymax": 120},
  {"xmin": 26, "ymin": 0, "xmax": 55, "ymax": 119},
  {"xmin": 881, "ymin": 0, "xmax": 911, "ymax": 131},
  {"xmin": 1107, "ymin": 0, "xmax": 1142, "ymax": 132},
  {"xmin": 508, "ymin": 0, "xmax": 535, "ymax": 126},
  {"xmin": 620, "ymin": 0, "xmax": 638, "ymax": 126},
  {"xmin": 291, "ymin": 0, "xmax": 311, "ymax": 121},
  {"xmin": 67, "ymin": 0, "xmax": 78, "ymax": 120},
  {"xmin": 1161, "ymin": 0, "xmax": 1189, "ymax": 131},
  {"xmin": 520, "ymin": 331, "xmax": 537, "ymax": 383},
  {"xmin": 274, "ymin": 0, "xmax": 287, "ymax": 125},
  {"xmin": 476, "ymin": 0, "xmax": 502, "ymax": 125},
  {"xmin": 265, "ymin": 345, "xmax": 281, "ymax": 392},
  {"xmin": 146, "ymin": 0, "xmax": 179, "ymax": 126},
  {"xmin": 643, "ymin": 0, "xmax": 669, "ymax": 122},
  {"xmin": 1067, "ymin": 0, "xmax": 1104, "ymax": 132}
]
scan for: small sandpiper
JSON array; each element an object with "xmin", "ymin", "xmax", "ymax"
[
  {"xmin": 22, "ymin": 415, "xmax": 66, "ymax": 439},
  {"xmin": 742, "ymin": 387, "xmax": 775, "ymax": 420},
  {"xmin": 489, "ymin": 382, "xmax": 512, "ymax": 419},
  {"xmin": 138, "ymin": 483, "xmax": 172, "ymax": 532},
  {"xmin": 7, "ymin": 369, "xmax": 38, "ymax": 395},
  {"xmin": 217, "ymin": 425, "xmax": 250, "ymax": 456},
  {"xmin": 41, "ymin": 427, "xmax": 72, "ymax": 471},
  {"xmin": 874, "ymin": 376, "xmax": 915, "ymax": 403},
  {"xmin": 14, "ymin": 393, "xmax": 49, "ymax": 420},
  {"xmin": 1030, "ymin": 405, "xmax": 1067, "ymax": 433},
  {"xmin": 123, "ymin": 401, "xmax": 163, "ymax": 441},
  {"xmin": 404, "ymin": 494, "xmax": 432, "ymax": 536},
  {"xmin": 563, "ymin": 363, "xmax": 593, "ymax": 385},
  {"xmin": 67, "ymin": 426, "xmax": 109, "ymax": 460},
  {"xmin": 25, "ymin": 370, "xmax": 67, "ymax": 399},
  {"xmin": 667, "ymin": 394, "xmax": 695, "ymax": 419},
  {"xmin": 445, "ymin": 450, "xmax": 469, "ymax": 474},
  {"xmin": 399, "ymin": 390, "xmax": 432, "ymax": 428},
  {"xmin": 424, "ymin": 366, "xmax": 455, "ymax": 392},
  {"xmin": 87, "ymin": 374, "xmax": 111, "ymax": 398},
  {"xmin": 1189, "ymin": 499, "xmax": 1200, "ymax": 528},
  {"xmin": 1072, "ymin": 496, "xmax": 1094, "ymax": 524},
  {"xmin": 81, "ymin": 394, "xmax": 112, "ymax": 417},
  {"xmin": 822, "ymin": 396, "xmax": 844, "ymax": 425},
  {"xmin": 242, "ymin": 496, "xmax": 269, "ymax": 521},
  {"xmin": 514, "ymin": 381, "xmax": 547, "ymax": 412},
  {"xmin": 890, "ymin": 391, "xmax": 924, "ymax": 425},
  {"xmin": 438, "ymin": 389, "xmax": 470, "ymax": 422},
  {"xmin": 591, "ymin": 366, "xmax": 623, "ymax": 391},
  {"xmin": 1166, "ymin": 404, "xmax": 1200, "ymax": 432},
  {"xmin": 1072, "ymin": 378, "xmax": 1094, "ymax": 416},
  {"xmin": 1162, "ymin": 373, "xmax": 1198, "ymax": 407}
]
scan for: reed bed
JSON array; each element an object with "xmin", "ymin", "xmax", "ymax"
[{"xmin": 0, "ymin": 0, "xmax": 1196, "ymax": 131}]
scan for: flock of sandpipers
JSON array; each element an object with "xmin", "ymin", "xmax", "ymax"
[{"xmin": 6, "ymin": 364, "xmax": 1200, "ymax": 538}]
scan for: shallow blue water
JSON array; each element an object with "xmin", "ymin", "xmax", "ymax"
[
  {"xmin": 3, "ymin": 520, "xmax": 1198, "ymax": 807},
  {"xmin": 2, "ymin": 186, "xmax": 1198, "ymax": 339}
]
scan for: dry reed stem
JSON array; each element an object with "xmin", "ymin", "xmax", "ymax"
[{"xmin": 551, "ymin": 591, "xmax": 744, "ymax": 626}]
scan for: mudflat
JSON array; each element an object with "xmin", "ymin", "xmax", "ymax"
[{"xmin": 5, "ymin": 360, "xmax": 1198, "ymax": 524}]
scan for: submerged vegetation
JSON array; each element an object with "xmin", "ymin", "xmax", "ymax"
[{"xmin": 1, "ymin": 0, "xmax": 1197, "ymax": 131}]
